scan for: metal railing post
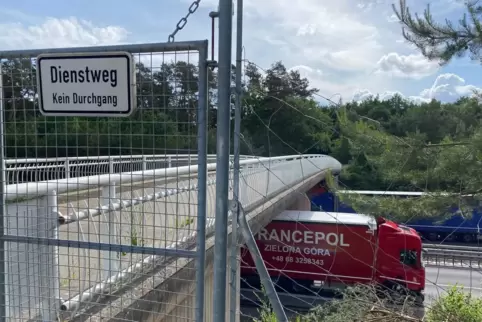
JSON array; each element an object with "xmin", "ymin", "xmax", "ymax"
[
  {"xmin": 109, "ymin": 157, "xmax": 114, "ymax": 174},
  {"xmin": 142, "ymin": 155, "xmax": 147, "ymax": 172},
  {"xmin": 39, "ymin": 190, "xmax": 61, "ymax": 321},
  {"xmin": 101, "ymin": 184, "xmax": 119, "ymax": 280},
  {"xmin": 64, "ymin": 159, "xmax": 70, "ymax": 179}
]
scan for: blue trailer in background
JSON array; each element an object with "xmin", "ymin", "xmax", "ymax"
[{"xmin": 308, "ymin": 184, "xmax": 482, "ymax": 243}]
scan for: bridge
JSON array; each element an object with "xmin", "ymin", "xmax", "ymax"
[
  {"xmin": 0, "ymin": 37, "xmax": 346, "ymax": 322},
  {"xmin": 0, "ymin": 32, "xmax": 477, "ymax": 322},
  {"xmin": 3, "ymin": 153, "xmax": 341, "ymax": 321}
]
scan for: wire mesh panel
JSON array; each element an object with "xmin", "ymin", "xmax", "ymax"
[{"xmin": 0, "ymin": 40, "xmax": 209, "ymax": 321}]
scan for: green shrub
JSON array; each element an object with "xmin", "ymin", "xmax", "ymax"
[
  {"xmin": 255, "ymin": 284, "xmax": 482, "ymax": 322},
  {"xmin": 426, "ymin": 285, "xmax": 482, "ymax": 322}
]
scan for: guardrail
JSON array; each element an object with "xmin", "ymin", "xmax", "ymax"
[
  {"xmin": 423, "ymin": 244, "xmax": 482, "ymax": 251},
  {"xmin": 4, "ymin": 154, "xmax": 342, "ymax": 321},
  {"xmin": 4, "ymin": 154, "xmax": 256, "ymax": 184},
  {"xmin": 423, "ymin": 244, "xmax": 482, "ymax": 267}
]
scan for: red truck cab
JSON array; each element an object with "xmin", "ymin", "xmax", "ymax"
[{"xmin": 240, "ymin": 211, "xmax": 425, "ymax": 300}]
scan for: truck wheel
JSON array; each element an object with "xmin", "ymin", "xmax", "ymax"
[
  {"xmin": 444, "ymin": 233, "xmax": 455, "ymax": 242},
  {"xmin": 389, "ymin": 280, "xmax": 408, "ymax": 304},
  {"xmin": 291, "ymin": 280, "xmax": 311, "ymax": 294},
  {"xmin": 376, "ymin": 284, "xmax": 391, "ymax": 299},
  {"xmin": 462, "ymin": 234, "xmax": 473, "ymax": 243},
  {"xmin": 390, "ymin": 279, "xmax": 407, "ymax": 293},
  {"xmin": 414, "ymin": 292, "xmax": 424, "ymax": 304}
]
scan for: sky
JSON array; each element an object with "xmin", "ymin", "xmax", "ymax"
[{"xmin": 0, "ymin": 0, "xmax": 480, "ymax": 104}]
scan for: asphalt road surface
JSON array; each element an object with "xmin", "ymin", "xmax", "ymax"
[{"xmin": 425, "ymin": 265, "xmax": 482, "ymax": 303}]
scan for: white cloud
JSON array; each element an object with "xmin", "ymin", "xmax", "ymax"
[
  {"xmin": 0, "ymin": 17, "xmax": 129, "ymax": 49},
  {"xmin": 387, "ymin": 14, "xmax": 399, "ymax": 23},
  {"xmin": 181, "ymin": 0, "xmax": 479, "ymax": 103},
  {"xmin": 289, "ymin": 65, "xmax": 323, "ymax": 79},
  {"xmin": 356, "ymin": 0, "xmax": 386, "ymax": 12},
  {"xmin": 184, "ymin": 0, "xmax": 439, "ymax": 99},
  {"xmin": 352, "ymin": 89, "xmax": 404, "ymax": 102},
  {"xmin": 353, "ymin": 73, "xmax": 482, "ymax": 104},
  {"xmin": 2, "ymin": 5, "xmax": 479, "ymax": 106},
  {"xmin": 417, "ymin": 73, "xmax": 481, "ymax": 102},
  {"xmin": 228, "ymin": 0, "xmax": 385, "ymax": 73},
  {"xmin": 375, "ymin": 53, "xmax": 440, "ymax": 79},
  {"xmin": 225, "ymin": 0, "xmax": 394, "ymax": 99},
  {"xmin": 0, "ymin": 16, "xmax": 198, "ymax": 67}
]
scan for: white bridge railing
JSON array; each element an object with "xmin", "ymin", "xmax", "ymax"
[
  {"xmin": 3, "ymin": 154, "xmax": 342, "ymax": 321},
  {"xmin": 4, "ymin": 154, "xmax": 256, "ymax": 184}
]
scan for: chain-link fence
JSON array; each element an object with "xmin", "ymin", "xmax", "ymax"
[{"xmin": 0, "ymin": 40, "xmax": 210, "ymax": 321}]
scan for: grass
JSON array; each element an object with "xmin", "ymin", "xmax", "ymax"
[
  {"xmin": 176, "ymin": 217, "xmax": 194, "ymax": 228},
  {"xmin": 120, "ymin": 204, "xmax": 146, "ymax": 257}
]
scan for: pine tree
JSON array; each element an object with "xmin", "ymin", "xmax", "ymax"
[{"xmin": 393, "ymin": 0, "xmax": 482, "ymax": 64}]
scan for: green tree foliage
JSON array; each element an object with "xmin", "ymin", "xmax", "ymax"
[
  {"xmin": 334, "ymin": 95, "xmax": 482, "ymax": 219},
  {"xmin": 240, "ymin": 62, "xmax": 332, "ymax": 156},
  {"xmin": 1, "ymin": 58, "xmax": 334, "ymax": 159},
  {"xmin": 2, "ymin": 58, "xmax": 211, "ymax": 158},
  {"xmin": 393, "ymin": 0, "xmax": 482, "ymax": 64},
  {"xmin": 327, "ymin": 0, "xmax": 482, "ymax": 218},
  {"xmin": 4, "ymin": 57, "xmax": 482, "ymax": 221}
]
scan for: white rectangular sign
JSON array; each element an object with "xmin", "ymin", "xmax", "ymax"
[{"xmin": 36, "ymin": 52, "xmax": 136, "ymax": 117}]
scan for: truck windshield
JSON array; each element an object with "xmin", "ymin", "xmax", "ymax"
[{"xmin": 400, "ymin": 249, "xmax": 418, "ymax": 267}]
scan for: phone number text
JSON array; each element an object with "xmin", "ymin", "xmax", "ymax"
[{"xmin": 270, "ymin": 256, "xmax": 324, "ymax": 266}]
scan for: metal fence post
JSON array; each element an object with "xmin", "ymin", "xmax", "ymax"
[
  {"xmin": 0, "ymin": 61, "xmax": 7, "ymax": 321},
  {"xmin": 101, "ymin": 184, "xmax": 118, "ymax": 280},
  {"xmin": 237, "ymin": 202, "xmax": 288, "ymax": 322},
  {"xmin": 229, "ymin": 0, "xmax": 243, "ymax": 320},
  {"xmin": 213, "ymin": 0, "xmax": 234, "ymax": 320},
  {"xmin": 195, "ymin": 41, "xmax": 209, "ymax": 322}
]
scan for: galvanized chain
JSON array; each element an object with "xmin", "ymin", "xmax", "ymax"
[{"xmin": 168, "ymin": 0, "xmax": 201, "ymax": 42}]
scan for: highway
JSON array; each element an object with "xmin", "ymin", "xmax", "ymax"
[
  {"xmin": 425, "ymin": 266, "xmax": 482, "ymax": 302},
  {"xmin": 240, "ymin": 266, "xmax": 482, "ymax": 321}
]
